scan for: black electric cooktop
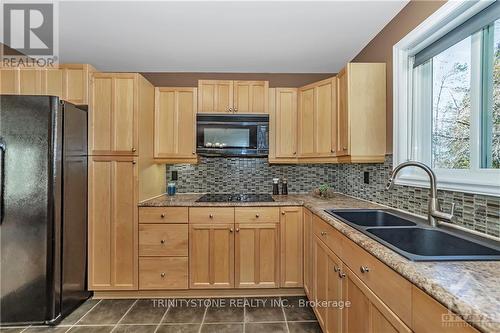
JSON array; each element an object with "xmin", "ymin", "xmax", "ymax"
[{"xmin": 196, "ymin": 193, "xmax": 274, "ymax": 203}]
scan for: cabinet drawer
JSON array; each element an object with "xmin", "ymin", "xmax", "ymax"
[
  {"xmin": 139, "ymin": 224, "xmax": 188, "ymax": 256},
  {"xmin": 189, "ymin": 207, "xmax": 234, "ymax": 223},
  {"xmin": 139, "ymin": 207, "xmax": 188, "ymax": 223},
  {"xmin": 342, "ymin": 236, "xmax": 412, "ymax": 326},
  {"xmin": 235, "ymin": 207, "xmax": 280, "ymax": 223},
  {"xmin": 139, "ymin": 257, "xmax": 188, "ymax": 290},
  {"xmin": 312, "ymin": 215, "xmax": 344, "ymax": 257}
]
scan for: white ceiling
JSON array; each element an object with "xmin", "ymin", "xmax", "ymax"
[{"xmin": 59, "ymin": 1, "xmax": 409, "ymax": 73}]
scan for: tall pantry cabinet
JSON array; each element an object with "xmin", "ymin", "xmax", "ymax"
[{"xmin": 88, "ymin": 73, "xmax": 165, "ymax": 290}]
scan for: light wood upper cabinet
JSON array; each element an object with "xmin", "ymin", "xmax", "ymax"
[
  {"xmin": 0, "ymin": 64, "xmax": 95, "ymax": 105},
  {"xmin": 189, "ymin": 223, "xmax": 235, "ymax": 289},
  {"xmin": 235, "ymin": 223, "xmax": 280, "ymax": 288},
  {"xmin": 233, "ymin": 80, "xmax": 269, "ymax": 114},
  {"xmin": 298, "ymin": 77, "xmax": 337, "ymax": 160},
  {"xmin": 270, "ymin": 88, "xmax": 298, "ymax": 161},
  {"xmin": 88, "ymin": 156, "xmax": 138, "ymax": 290},
  {"xmin": 280, "ymin": 207, "xmax": 303, "ymax": 288},
  {"xmin": 154, "ymin": 87, "xmax": 197, "ymax": 163},
  {"xmin": 336, "ymin": 67, "xmax": 349, "ymax": 157},
  {"xmin": 198, "ymin": 80, "xmax": 233, "ymax": 113},
  {"xmin": 337, "ymin": 63, "xmax": 386, "ymax": 162},
  {"xmin": 198, "ymin": 80, "xmax": 269, "ymax": 114},
  {"xmin": 90, "ymin": 73, "xmax": 139, "ymax": 156}
]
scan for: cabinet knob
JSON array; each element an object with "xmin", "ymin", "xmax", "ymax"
[
  {"xmin": 160, "ymin": 239, "xmax": 166, "ymax": 244},
  {"xmin": 228, "ymin": 108, "xmax": 233, "ymax": 112},
  {"xmin": 338, "ymin": 271, "xmax": 346, "ymax": 279},
  {"xmin": 331, "ymin": 149, "xmax": 336, "ymax": 153},
  {"xmin": 343, "ymin": 146, "xmax": 348, "ymax": 150},
  {"xmin": 321, "ymin": 231, "xmax": 327, "ymax": 236},
  {"xmin": 333, "ymin": 266, "xmax": 339, "ymax": 272},
  {"xmin": 132, "ymin": 160, "xmax": 136, "ymax": 165},
  {"xmin": 255, "ymin": 214, "xmax": 260, "ymax": 218},
  {"xmin": 192, "ymin": 152, "xmax": 196, "ymax": 155},
  {"xmin": 132, "ymin": 147, "xmax": 136, "ymax": 152},
  {"xmin": 236, "ymin": 228, "xmax": 240, "ymax": 232},
  {"xmin": 160, "ymin": 272, "xmax": 166, "ymax": 278},
  {"xmin": 234, "ymin": 108, "xmax": 238, "ymax": 112},
  {"xmin": 160, "ymin": 214, "xmax": 165, "ymax": 218},
  {"xmin": 230, "ymin": 228, "xmax": 234, "ymax": 233},
  {"xmin": 209, "ymin": 214, "xmax": 214, "ymax": 219},
  {"xmin": 281, "ymin": 212, "xmax": 285, "ymax": 215},
  {"xmin": 360, "ymin": 266, "xmax": 370, "ymax": 274},
  {"xmin": 293, "ymin": 152, "xmax": 297, "ymax": 155}
]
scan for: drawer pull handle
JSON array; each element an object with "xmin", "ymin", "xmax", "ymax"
[
  {"xmin": 209, "ymin": 214, "xmax": 214, "ymax": 218},
  {"xmin": 160, "ymin": 239, "xmax": 166, "ymax": 244},
  {"xmin": 255, "ymin": 214, "xmax": 260, "ymax": 218},
  {"xmin": 160, "ymin": 214, "xmax": 165, "ymax": 218},
  {"xmin": 320, "ymin": 231, "xmax": 327, "ymax": 236},
  {"xmin": 360, "ymin": 266, "xmax": 370, "ymax": 274},
  {"xmin": 333, "ymin": 266, "xmax": 339, "ymax": 272},
  {"xmin": 160, "ymin": 272, "xmax": 166, "ymax": 278},
  {"xmin": 338, "ymin": 271, "xmax": 346, "ymax": 279}
]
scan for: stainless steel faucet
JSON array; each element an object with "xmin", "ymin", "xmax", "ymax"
[{"xmin": 386, "ymin": 161, "xmax": 456, "ymax": 227}]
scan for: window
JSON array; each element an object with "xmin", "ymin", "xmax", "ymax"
[{"xmin": 394, "ymin": 1, "xmax": 500, "ymax": 196}]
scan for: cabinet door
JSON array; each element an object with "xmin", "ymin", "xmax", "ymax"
[
  {"xmin": 91, "ymin": 73, "xmax": 137, "ymax": 155},
  {"xmin": 303, "ymin": 209, "xmax": 313, "ymax": 298},
  {"xmin": 275, "ymin": 88, "xmax": 298, "ymax": 158},
  {"xmin": 42, "ymin": 68, "xmax": 65, "ymax": 99},
  {"xmin": 337, "ymin": 67, "xmax": 349, "ymax": 156},
  {"xmin": 233, "ymin": 81, "xmax": 269, "ymax": 114},
  {"xmin": 315, "ymin": 78, "xmax": 337, "ymax": 156},
  {"xmin": 61, "ymin": 64, "xmax": 94, "ymax": 105},
  {"xmin": 189, "ymin": 223, "xmax": 234, "ymax": 288},
  {"xmin": 343, "ymin": 267, "xmax": 411, "ymax": 333},
  {"xmin": 154, "ymin": 87, "xmax": 197, "ymax": 161},
  {"xmin": 19, "ymin": 68, "xmax": 43, "ymax": 94},
  {"xmin": 326, "ymin": 251, "xmax": 343, "ymax": 333},
  {"xmin": 298, "ymin": 86, "xmax": 315, "ymax": 156},
  {"xmin": 198, "ymin": 80, "xmax": 233, "ymax": 113},
  {"xmin": 313, "ymin": 236, "xmax": 329, "ymax": 330},
  {"xmin": 280, "ymin": 207, "xmax": 303, "ymax": 288},
  {"xmin": 235, "ymin": 223, "xmax": 279, "ymax": 288},
  {"xmin": 0, "ymin": 67, "xmax": 19, "ymax": 94},
  {"xmin": 88, "ymin": 156, "xmax": 138, "ymax": 290}
]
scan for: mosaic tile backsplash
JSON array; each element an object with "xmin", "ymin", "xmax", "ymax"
[{"xmin": 166, "ymin": 155, "xmax": 500, "ymax": 237}]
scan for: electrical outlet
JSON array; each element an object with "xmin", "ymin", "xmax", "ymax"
[{"xmin": 363, "ymin": 171, "xmax": 369, "ymax": 184}]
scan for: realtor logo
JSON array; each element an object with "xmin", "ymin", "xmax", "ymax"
[{"xmin": 3, "ymin": 3, "xmax": 54, "ymax": 56}]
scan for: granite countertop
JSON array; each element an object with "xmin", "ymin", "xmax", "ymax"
[{"xmin": 140, "ymin": 193, "xmax": 500, "ymax": 332}]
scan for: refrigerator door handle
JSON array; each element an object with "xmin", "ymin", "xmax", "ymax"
[{"xmin": 0, "ymin": 137, "xmax": 5, "ymax": 224}]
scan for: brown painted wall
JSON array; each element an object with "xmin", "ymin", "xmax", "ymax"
[
  {"xmin": 352, "ymin": 0, "xmax": 446, "ymax": 153},
  {"xmin": 141, "ymin": 72, "xmax": 335, "ymax": 88}
]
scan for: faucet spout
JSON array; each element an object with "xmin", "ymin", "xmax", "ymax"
[{"xmin": 386, "ymin": 161, "xmax": 455, "ymax": 227}]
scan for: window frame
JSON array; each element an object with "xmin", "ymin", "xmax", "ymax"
[{"xmin": 393, "ymin": 0, "xmax": 500, "ymax": 197}]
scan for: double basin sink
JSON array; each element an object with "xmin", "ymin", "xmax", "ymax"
[{"xmin": 324, "ymin": 209, "xmax": 500, "ymax": 261}]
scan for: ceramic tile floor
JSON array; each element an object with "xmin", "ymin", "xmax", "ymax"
[{"xmin": 1, "ymin": 296, "xmax": 321, "ymax": 333}]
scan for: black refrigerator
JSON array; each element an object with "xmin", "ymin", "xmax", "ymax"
[{"xmin": 0, "ymin": 95, "xmax": 91, "ymax": 325}]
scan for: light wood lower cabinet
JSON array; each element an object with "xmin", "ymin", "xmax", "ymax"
[
  {"xmin": 235, "ymin": 223, "xmax": 280, "ymax": 288},
  {"xmin": 139, "ymin": 224, "xmax": 188, "ymax": 256},
  {"xmin": 280, "ymin": 207, "xmax": 303, "ymax": 288},
  {"xmin": 189, "ymin": 223, "xmax": 235, "ymax": 289},
  {"xmin": 343, "ymin": 266, "xmax": 411, "ymax": 333},
  {"xmin": 303, "ymin": 208, "xmax": 314, "ymax": 297},
  {"xmin": 139, "ymin": 257, "xmax": 188, "ymax": 290},
  {"xmin": 88, "ymin": 156, "xmax": 138, "ymax": 290}
]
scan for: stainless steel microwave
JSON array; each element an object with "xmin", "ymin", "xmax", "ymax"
[{"xmin": 196, "ymin": 114, "xmax": 269, "ymax": 157}]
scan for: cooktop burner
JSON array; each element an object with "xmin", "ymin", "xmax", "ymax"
[{"xmin": 196, "ymin": 193, "xmax": 274, "ymax": 203}]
